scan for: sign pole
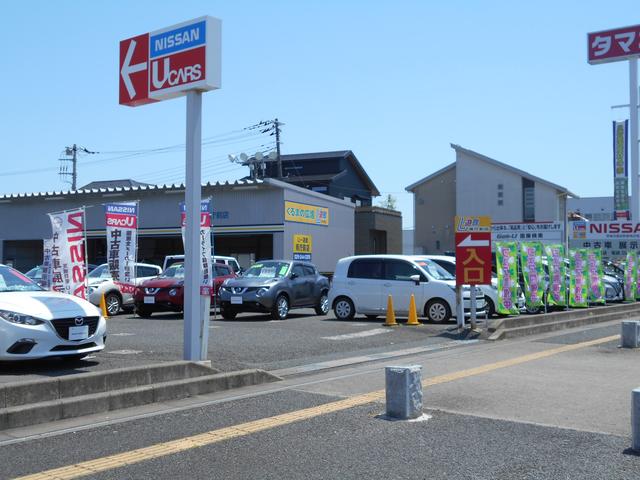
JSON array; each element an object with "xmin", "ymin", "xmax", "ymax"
[
  {"xmin": 469, "ymin": 285, "xmax": 477, "ymax": 330},
  {"xmin": 630, "ymin": 58, "xmax": 639, "ymax": 222},
  {"xmin": 184, "ymin": 90, "xmax": 204, "ymax": 361},
  {"xmin": 456, "ymin": 286, "xmax": 464, "ymax": 330}
]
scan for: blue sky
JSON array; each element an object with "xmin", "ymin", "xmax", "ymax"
[{"xmin": 0, "ymin": 1, "xmax": 638, "ymax": 228}]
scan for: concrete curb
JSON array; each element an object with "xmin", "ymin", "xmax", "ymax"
[
  {"xmin": 0, "ymin": 363, "xmax": 280, "ymax": 431},
  {"xmin": 488, "ymin": 303, "xmax": 640, "ymax": 340}
]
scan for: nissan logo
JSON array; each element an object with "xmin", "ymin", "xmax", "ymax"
[{"xmin": 74, "ymin": 317, "xmax": 84, "ymax": 326}]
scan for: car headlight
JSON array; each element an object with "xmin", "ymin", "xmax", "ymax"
[
  {"xmin": 0, "ymin": 310, "xmax": 44, "ymax": 325},
  {"xmin": 256, "ymin": 287, "xmax": 269, "ymax": 297}
]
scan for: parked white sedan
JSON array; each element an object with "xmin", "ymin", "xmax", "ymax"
[{"xmin": 0, "ymin": 264, "xmax": 106, "ymax": 361}]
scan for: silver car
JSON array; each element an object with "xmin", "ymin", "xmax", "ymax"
[
  {"xmin": 88, "ymin": 263, "xmax": 162, "ymax": 315},
  {"xmin": 218, "ymin": 260, "xmax": 330, "ymax": 320}
]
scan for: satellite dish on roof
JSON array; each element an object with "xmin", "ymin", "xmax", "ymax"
[
  {"xmin": 268, "ymin": 151, "xmax": 278, "ymax": 160},
  {"xmin": 240, "ymin": 153, "xmax": 248, "ymax": 162},
  {"xmin": 228, "ymin": 154, "xmax": 235, "ymax": 163},
  {"xmin": 255, "ymin": 152, "xmax": 263, "ymax": 161}
]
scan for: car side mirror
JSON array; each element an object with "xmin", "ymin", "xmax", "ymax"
[
  {"xmin": 410, "ymin": 274, "xmax": 421, "ymax": 285},
  {"xmin": 290, "ymin": 272, "xmax": 298, "ymax": 279}
]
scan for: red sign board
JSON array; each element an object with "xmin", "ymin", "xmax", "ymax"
[
  {"xmin": 455, "ymin": 231, "xmax": 492, "ymax": 286},
  {"xmin": 119, "ymin": 17, "xmax": 221, "ymax": 107},
  {"xmin": 588, "ymin": 25, "xmax": 640, "ymax": 64}
]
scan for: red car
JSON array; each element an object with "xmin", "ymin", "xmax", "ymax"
[{"xmin": 134, "ymin": 263, "xmax": 236, "ymax": 318}]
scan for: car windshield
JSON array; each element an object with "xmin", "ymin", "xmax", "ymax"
[
  {"xmin": 414, "ymin": 258, "xmax": 455, "ymax": 281},
  {"xmin": 0, "ymin": 265, "xmax": 43, "ymax": 292},
  {"xmin": 243, "ymin": 261, "xmax": 290, "ymax": 278},
  {"xmin": 162, "ymin": 264, "xmax": 185, "ymax": 279},
  {"xmin": 25, "ymin": 266, "xmax": 42, "ymax": 279},
  {"xmin": 88, "ymin": 264, "xmax": 112, "ymax": 280}
]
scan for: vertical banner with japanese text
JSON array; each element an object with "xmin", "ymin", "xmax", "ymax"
[
  {"xmin": 495, "ymin": 242, "xmax": 520, "ymax": 315},
  {"xmin": 41, "ymin": 238, "xmax": 53, "ymax": 290},
  {"xmin": 105, "ymin": 202, "xmax": 138, "ymax": 294},
  {"xmin": 520, "ymin": 242, "xmax": 545, "ymax": 310},
  {"xmin": 587, "ymin": 249, "xmax": 605, "ymax": 304},
  {"xmin": 544, "ymin": 244, "xmax": 567, "ymax": 307},
  {"xmin": 48, "ymin": 208, "xmax": 87, "ymax": 299},
  {"xmin": 569, "ymin": 249, "xmax": 588, "ymax": 308},
  {"xmin": 180, "ymin": 199, "xmax": 212, "ymax": 295},
  {"xmin": 625, "ymin": 251, "xmax": 637, "ymax": 301},
  {"xmin": 613, "ymin": 120, "xmax": 630, "ymax": 220}
]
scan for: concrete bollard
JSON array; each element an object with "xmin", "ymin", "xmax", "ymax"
[
  {"xmin": 385, "ymin": 365, "xmax": 422, "ymax": 420},
  {"xmin": 633, "ymin": 388, "xmax": 640, "ymax": 451},
  {"xmin": 621, "ymin": 321, "xmax": 640, "ymax": 348}
]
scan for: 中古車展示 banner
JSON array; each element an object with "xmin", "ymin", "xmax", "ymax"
[{"xmin": 105, "ymin": 202, "xmax": 138, "ymax": 293}]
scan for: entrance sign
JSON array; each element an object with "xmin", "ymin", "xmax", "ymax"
[
  {"xmin": 119, "ymin": 16, "xmax": 221, "ymax": 107},
  {"xmin": 454, "ymin": 216, "xmax": 492, "ymax": 286},
  {"xmin": 120, "ymin": 16, "xmax": 221, "ymax": 362},
  {"xmin": 293, "ymin": 234, "xmax": 312, "ymax": 261}
]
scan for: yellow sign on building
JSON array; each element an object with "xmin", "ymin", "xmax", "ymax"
[
  {"xmin": 285, "ymin": 201, "xmax": 329, "ymax": 226},
  {"xmin": 293, "ymin": 234, "xmax": 313, "ymax": 254}
]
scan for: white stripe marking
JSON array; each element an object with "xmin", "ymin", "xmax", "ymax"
[{"xmin": 322, "ymin": 329, "xmax": 392, "ymax": 340}]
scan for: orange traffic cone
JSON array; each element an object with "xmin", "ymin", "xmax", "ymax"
[
  {"xmin": 384, "ymin": 295, "xmax": 398, "ymax": 327},
  {"xmin": 100, "ymin": 294, "xmax": 109, "ymax": 319},
  {"xmin": 406, "ymin": 294, "xmax": 421, "ymax": 326}
]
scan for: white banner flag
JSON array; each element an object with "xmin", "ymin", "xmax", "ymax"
[
  {"xmin": 105, "ymin": 202, "xmax": 138, "ymax": 293},
  {"xmin": 180, "ymin": 199, "xmax": 213, "ymax": 295},
  {"xmin": 48, "ymin": 208, "xmax": 87, "ymax": 299},
  {"xmin": 41, "ymin": 238, "xmax": 53, "ymax": 290}
]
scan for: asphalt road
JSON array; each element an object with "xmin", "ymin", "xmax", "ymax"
[
  {"xmin": 2, "ymin": 321, "xmax": 639, "ymax": 480},
  {"xmin": 0, "ymin": 309, "xmax": 472, "ymax": 383}
]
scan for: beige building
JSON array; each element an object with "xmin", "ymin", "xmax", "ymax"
[{"xmin": 406, "ymin": 144, "xmax": 576, "ymax": 254}]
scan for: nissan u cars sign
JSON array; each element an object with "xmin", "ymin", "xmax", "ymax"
[{"xmin": 119, "ymin": 16, "xmax": 221, "ymax": 106}]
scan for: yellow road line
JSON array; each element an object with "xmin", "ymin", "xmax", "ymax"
[{"xmin": 13, "ymin": 334, "xmax": 618, "ymax": 480}]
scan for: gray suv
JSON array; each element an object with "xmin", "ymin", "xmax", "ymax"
[{"xmin": 218, "ymin": 260, "xmax": 330, "ymax": 320}]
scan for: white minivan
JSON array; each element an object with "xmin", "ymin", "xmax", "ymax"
[{"xmin": 328, "ymin": 255, "xmax": 486, "ymax": 322}]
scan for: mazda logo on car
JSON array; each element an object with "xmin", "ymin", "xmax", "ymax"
[{"xmin": 74, "ymin": 317, "xmax": 84, "ymax": 326}]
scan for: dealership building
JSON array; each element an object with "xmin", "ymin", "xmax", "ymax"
[{"xmin": 0, "ymin": 178, "xmax": 355, "ymax": 273}]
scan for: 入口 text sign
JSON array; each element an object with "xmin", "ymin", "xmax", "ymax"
[
  {"xmin": 455, "ymin": 216, "xmax": 492, "ymax": 286},
  {"xmin": 119, "ymin": 16, "xmax": 221, "ymax": 106}
]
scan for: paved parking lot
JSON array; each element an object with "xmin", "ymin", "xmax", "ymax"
[{"xmin": 0, "ymin": 309, "xmax": 479, "ymax": 383}]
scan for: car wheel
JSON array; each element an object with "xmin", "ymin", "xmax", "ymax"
[
  {"xmin": 315, "ymin": 291, "xmax": 330, "ymax": 315},
  {"xmin": 221, "ymin": 306, "xmax": 237, "ymax": 320},
  {"xmin": 485, "ymin": 297, "xmax": 495, "ymax": 317},
  {"xmin": 272, "ymin": 294, "xmax": 289, "ymax": 320},
  {"xmin": 334, "ymin": 297, "xmax": 355, "ymax": 320},
  {"xmin": 425, "ymin": 299, "xmax": 451, "ymax": 323},
  {"xmin": 105, "ymin": 293, "xmax": 121, "ymax": 316},
  {"xmin": 136, "ymin": 306, "xmax": 153, "ymax": 318}
]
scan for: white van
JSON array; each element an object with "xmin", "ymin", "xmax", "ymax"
[{"xmin": 328, "ymin": 255, "xmax": 486, "ymax": 322}]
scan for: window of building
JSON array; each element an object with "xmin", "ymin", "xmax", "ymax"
[
  {"xmin": 498, "ymin": 199, "xmax": 503, "ymax": 206},
  {"xmin": 436, "ymin": 240, "xmax": 441, "ymax": 250},
  {"xmin": 497, "ymin": 183, "xmax": 503, "ymax": 190},
  {"xmin": 522, "ymin": 178, "xmax": 535, "ymax": 222}
]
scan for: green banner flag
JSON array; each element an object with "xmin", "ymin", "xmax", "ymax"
[
  {"xmin": 495, "ymin": 242, "xmax": 520, "ymax": 315},
  {"xmin": 587, "ymin": 249, "xmax": 605, "ymax": 304},
  {"xmin": 520, "ymin": 242, "xmax": 544, "ymax": 310},
  {"xmin": 626, "ymin": 251, "xmax": 638, "ymax": 302},
  {"xmin": 569, "ymin": 249, "xmax": 589, "ymax": 308},
  {"xmin": 544, "ymin": 244, "xmax": 567, "ymax": 307}
]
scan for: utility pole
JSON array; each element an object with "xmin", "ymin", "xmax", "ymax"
[
  {"xmin": 59, "ymin": 144, "xmax": 96, "ymax": 190},
  {"xmin": 275, "ymin": 118, "xmax": 282, "ymax": 179}
]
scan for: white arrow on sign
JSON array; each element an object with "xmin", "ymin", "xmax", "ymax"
[
  {"xmin": 457, "ymin": 234, "xmax": 490, "ymax": 247},
  {"xmin": 121, "ymin": 39, "xmax": 147, "ymax": 99}
]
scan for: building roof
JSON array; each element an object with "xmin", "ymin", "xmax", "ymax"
[
  {"xmin": 79, "ymin": 179, "xmax": 153, "ymax": 190},
  {"xmin": 0, "ymin": 177, "xmax": 355, "ymax": 208},
  {"xmin": 280, "ymin": 150, "xmax": 380, "ymax": 196},
  {"xmin": 405, "ymin": 144, "xmax": 579, "ymax": 198}
]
